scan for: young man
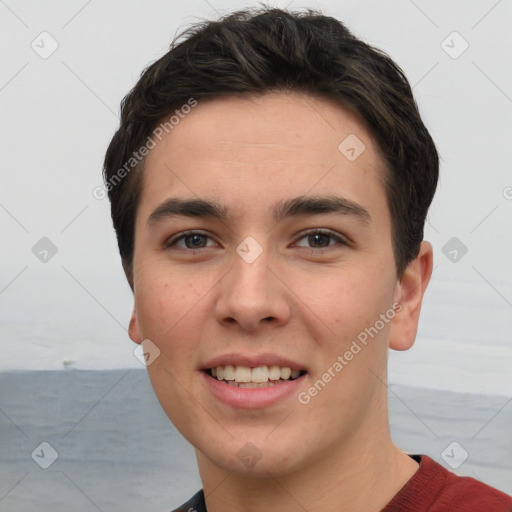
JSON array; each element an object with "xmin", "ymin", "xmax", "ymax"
[{"xmin": 102, "ymin": 7, "xmax": 512, "ymax": 512}]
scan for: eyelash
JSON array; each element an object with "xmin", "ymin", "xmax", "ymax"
[{"xmin": 165, "ymin": 229, "xmax": 348, "ymax": 252}]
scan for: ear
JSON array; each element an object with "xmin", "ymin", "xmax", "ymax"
[
  {"xmin": 128, "ymin": 304, "xmax": 143, "ymax": 344},
  {"xmin": 389, "ymin": 241, "xmax": 433, "ymax": 351}
]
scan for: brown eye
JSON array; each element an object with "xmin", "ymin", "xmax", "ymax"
[
  {"xmin": 182, "ymin": 234, "xmax": 208, "ymax": 248},
  {"xmin": 295, "ymin": 229, "xmax": 347, "ymax": 249},
  {"xmin": 307, "ymin": 233, "xmax": 331, "ymax": 248},
  {"xmin": 166, "ymin": 231, "xmax": 218, "ymax": 250}
]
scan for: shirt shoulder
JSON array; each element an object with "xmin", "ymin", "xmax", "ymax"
[
  {"xmin": 169, "ymin": 489, "xmax": 206, "ymax": 512},
  {"xmin": 382, "ymin": 455, "xmax": 512, "ymax": 512}
]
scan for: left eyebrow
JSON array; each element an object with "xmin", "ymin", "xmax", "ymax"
[
  {"xmin": 273, "ymin": 195, "xmax": 371, "ymax": 225},
  {"xmin": 146, "ymin": 194, "xmax": 371, "ymax": 228}
]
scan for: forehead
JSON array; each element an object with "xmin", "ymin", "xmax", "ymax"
[{"xmin": 137, "ymin": 91, "xmax": 389, "ymax": 228}]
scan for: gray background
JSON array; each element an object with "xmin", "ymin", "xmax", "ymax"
[{"xmin": 1, "ymin": 0, "xmax": 511, "ymax": 510}]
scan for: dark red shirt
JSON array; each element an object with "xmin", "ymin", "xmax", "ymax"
[
  {"xmin": 171, "ymin": 454, "xmax": 512, "ymax": 511},
  {"xmin": 381, "ymin": 455, "xmax": 511, "ymax": 511}
]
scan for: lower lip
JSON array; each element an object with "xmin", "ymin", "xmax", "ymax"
[{"xmin": 201, "ymin": 371, "xmax": 306, "ymax": 409}]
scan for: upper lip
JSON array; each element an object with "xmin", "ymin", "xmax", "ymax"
[{"xmin": 201, "ymin": 352, "xmax": 307, "ymax": 372}]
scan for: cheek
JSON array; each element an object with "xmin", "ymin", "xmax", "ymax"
[
  {"xmin": 134, "ymin": 269, "xmax": 206, "ymax": 373},
  {"xmin": 293, "ymin": 264, "xmax": 393, "ymax": 343},
  {"xmin": 136, "ymin": 266, "xmax": 201, "ymax": 334}
]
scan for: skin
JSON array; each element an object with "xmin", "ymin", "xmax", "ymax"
[{"xmin": 128, "ymin": 91, "xmax": 433, "ymax": 512}]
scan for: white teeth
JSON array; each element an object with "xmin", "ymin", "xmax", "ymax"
[
  {"xmin": 223, "ymin": 365, "xmax": 235, "ymax": 381},
  {"xmin": 251, "ymin": 366, "xmax": 269, "ymax": 383},
  {"xmin": 208, "ymin": 364, "xmax": 304, "ymax": 384},
  {"xmin": 235, "ymin": 365, "xmax": 252, "ymax": 383},
  {"xmin": 280, "ymin": 367, "xmax": 291, "ymax": 380},
  {"xmin": 268, "ymin": 365, "xmax": 281, "ymax": 380}
]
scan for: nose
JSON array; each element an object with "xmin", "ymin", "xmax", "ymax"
[{"xmin": 214, "ymin": 244, "xmax": 291, "ymax": 332}]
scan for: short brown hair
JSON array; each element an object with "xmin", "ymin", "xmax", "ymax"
[{"xmin": 103, "ymin": 7, "xmax": 439, "ymax": 287}]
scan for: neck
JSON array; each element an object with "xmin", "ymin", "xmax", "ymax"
[{"xmin": 195, "ymin": 413, "xmax": 419, "ymax": 512}]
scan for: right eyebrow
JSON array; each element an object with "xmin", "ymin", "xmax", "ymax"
[{"xmin": 147, "ymin": 198, "xmax": 229, "ymax": 228}]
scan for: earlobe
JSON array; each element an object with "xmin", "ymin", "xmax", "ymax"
[
  {"xmin": 389, "ymin": 241, "xmax": 433, "ymax": 351},
  {"xmin": 128, "ymin": 305, "xmax": 142, "ymax": 344}
]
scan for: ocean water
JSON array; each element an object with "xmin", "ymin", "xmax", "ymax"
[{"xmin": 0, "ymin": 370, "xmax": 510, "ymax": 512}]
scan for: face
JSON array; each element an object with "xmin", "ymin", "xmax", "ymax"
[{"xmin": 129, "ymin": 92, "xmax": 428, "ymax": 477}]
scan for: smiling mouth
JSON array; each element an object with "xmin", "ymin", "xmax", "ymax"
[{"xmin": 204, "ymin": 365, "xmax": 307, "ymax": 388}]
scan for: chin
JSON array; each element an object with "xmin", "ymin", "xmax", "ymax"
[
  {"xmin": 216, "ymin": 451, "xmax": 299, "ymax": 478},
  {"xmin": 196, "ymin": 430, "xmax": 307, "ymax": 477}
]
